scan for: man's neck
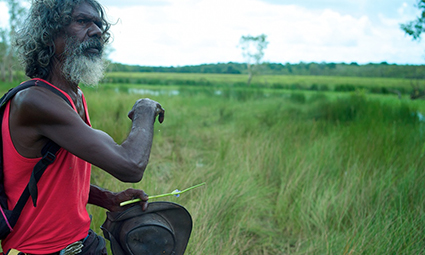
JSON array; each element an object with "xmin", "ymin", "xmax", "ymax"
[{"xmin": 46, "ymin": 58, "xmax": 79, "ymax": 94}]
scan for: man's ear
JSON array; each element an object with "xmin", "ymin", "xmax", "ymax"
[{"xmin": 44, "ymin": 31, "xmax": 58, "ymax": 47}]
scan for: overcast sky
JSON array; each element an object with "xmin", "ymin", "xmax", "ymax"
[{"xmin": 1, "ymin": 0, "xmax": 424, "ymax": 66}]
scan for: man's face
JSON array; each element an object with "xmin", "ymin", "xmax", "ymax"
[{"xmin": 55, "ymin": 1, "xmax": 106, "ymax": 85}]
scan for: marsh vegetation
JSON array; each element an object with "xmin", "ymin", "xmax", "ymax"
[{"xmin": 1, "ymin": 73, "xmax": 424, "ymax": 254}]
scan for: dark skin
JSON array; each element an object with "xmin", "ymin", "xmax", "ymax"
[{"xmin": 8, "ymin": 2, "xmax": 164, "ymax": 212}]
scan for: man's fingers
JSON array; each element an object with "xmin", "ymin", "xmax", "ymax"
[
  {"xmin": 141, "ymin": 201, "xmax": 149, "ymax": 211},
  {"xmin": 128, "ymin": 110, "xmax": 134, "ymax": 120},
  {"xmin": 158, "ymin": 112, "xmax": 165, "ymax": 123},
  {"xmin": 155, "ymin": 103, "xmax": 165, "ymax": 123},
  {"xmin": 141, "ymin": 191, "xmax": 149, "ymax": 201},
  {"xmin": 139, "ymin": 191, "xmax": 149, "ymax": 211},
  {"xmin": 130, "ymin": 99, "xmax": 164, "ymax": 123}
]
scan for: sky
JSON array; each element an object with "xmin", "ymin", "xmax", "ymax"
[{"xmin": 0, "ymin": 0, "xmax": 424, "ymax": 66}]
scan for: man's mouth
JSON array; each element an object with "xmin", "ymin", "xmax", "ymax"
[
  {"xmin": 81, "ymin": 39, "xmax": 103, "ymax": 56},
  {"xmin": 85, "ymin": 47, "xmax": 101, "ymax": 54}
]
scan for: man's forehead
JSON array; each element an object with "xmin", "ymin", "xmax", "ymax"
[{"xmin": 72, "ymin": 2, "xmax": 100, "ymax": 20}]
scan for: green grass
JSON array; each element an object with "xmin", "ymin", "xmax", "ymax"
[
  {"xmin": 0, "ymin": 78, "xmax": 424, "ymax": 254},
  {"xmin": 83, "ymin": 85, "xmax": 425, "ymax": 254}
]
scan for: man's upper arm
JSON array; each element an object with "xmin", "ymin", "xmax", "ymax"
[{"xmin": 15, "ymin": 87, "xmax": 140, "ymax": 181}]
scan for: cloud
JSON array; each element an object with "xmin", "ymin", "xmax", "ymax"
[
  {"xmin": 260, "ymin": 0, "xmax": 418, "ymax": 22},
  {"xmin": 0, "ymin": 2, "xmax": 9, "ymax": 29},
  {"xmin": 105, "ymin": 0, "xmax": 424, "ymax": 66},
  {"xmin": 100, "ymin": 0, "xmax": 170, "ymax": 7},
  {"xmin": 0, "ymin": 0, "xmax": 420, "ymax": 65}
]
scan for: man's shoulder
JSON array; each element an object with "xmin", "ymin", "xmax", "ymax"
[
  {"xmin": 13, "ymin": 85, "xmax": 56, "ymax": 108},
  {"xmin": 11, "ymin": 84, "xmax": 73, "ymax": 122},
  {"xmin": 15, "ymin": 79, "xmax": 72, "ymax": 104}
]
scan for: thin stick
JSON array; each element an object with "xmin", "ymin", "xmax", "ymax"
[{"xmin": 120, "ymin": 182, "xmax": 206, "ymax": 207}]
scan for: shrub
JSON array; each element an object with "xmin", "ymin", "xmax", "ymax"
[{"xmin": 289, "ymin": 92, "xmax": 306, "ymax": 104}]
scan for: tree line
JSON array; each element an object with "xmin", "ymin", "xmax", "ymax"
[
  {"xmin": 0, "ymin": 0, "xmax": 25, "ymax": 82},
  {"xmin": 107, "ymin": 62, "xmax": 425, "ymax": 79}
]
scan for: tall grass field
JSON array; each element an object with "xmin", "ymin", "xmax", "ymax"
[{"xmin": 1, "ymin": 73, "xmax": 425, "ymax": 254}]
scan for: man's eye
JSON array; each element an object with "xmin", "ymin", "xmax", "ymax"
[
  {"xmin": 95, "ymin": 22, "xmax": 103, "ymax": 30},
  {"xmin": 77, "ymin": 19, "xmax": 87, "ymax": 24}
]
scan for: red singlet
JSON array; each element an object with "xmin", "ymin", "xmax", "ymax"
[{"xmin": 1, "ymin": 79, "xmax": 92, "ymax": 254}]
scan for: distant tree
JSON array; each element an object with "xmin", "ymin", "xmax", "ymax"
[
  {"xmin": 327, "ymin": 63, "xmax": 337, "ymax": 69},
  {"xmin": 0, "ymin": 0, "xmax": 27, "ymax": 82},
  {"xmin": 0, "ymin": 28, "xmax": 7, "ymax": 81},
  {"xmin": 400, "ymin": 0, "xmax": 425, "ymax": 40},
  {"xmin": 285, "ymin": 63, "xmax": 293, "ymax": 74},
  {"xmin": 238, "ymin": 34, "xmax": 269, "ymax": 86},
  {"xmin": 400, "ymin": 1, "xmax": 425, "ymax": 99}
]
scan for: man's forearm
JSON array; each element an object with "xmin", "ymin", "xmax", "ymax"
[
  {"xmin": 88, "ymin": 184, "xmax": 149, "ymax": 212},
  {"xmin": 88, "ymin": 184, "xmax": 116, "ymax": 211},
  {"xmin": 122, "ymin": 111, "xmax": 155, "ymax": 170},
  {"xmin": 97, "ymin": 109, "xmax": 156, "ymax": 183}
]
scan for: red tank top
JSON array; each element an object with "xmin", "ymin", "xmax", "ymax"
[{"xmin": 1, "ymin": 79, "xmax": 92, "ymax": 253}]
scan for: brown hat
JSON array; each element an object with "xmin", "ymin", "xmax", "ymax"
[{"xmin": 101, "ymin": 202, "xmax": 192, "ymax": 255}]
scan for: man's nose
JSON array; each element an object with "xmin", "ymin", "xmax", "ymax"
[{"xmin": 88, "ymin": 22, "xmax": 102, "ymax": 38}]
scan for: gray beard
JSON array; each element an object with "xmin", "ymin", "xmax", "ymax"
[{"xmin": 62, "ymin": 37, "xmax": 106, "ymax": 86}]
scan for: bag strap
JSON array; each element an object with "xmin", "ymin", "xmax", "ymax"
[{"xmin": 1, "ymin": 79, "xmax": 72, "ymax": 228}]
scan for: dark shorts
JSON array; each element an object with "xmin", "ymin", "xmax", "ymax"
[
  {"xmin": 5, "ymin": 229, "xmax": 107, "ymax": 255},
  {"xmin": 79, "ymin": 229, "xmax": 108, "ymax": 255}
]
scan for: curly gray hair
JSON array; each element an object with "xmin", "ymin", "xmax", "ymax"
[{"xmin": 14, "ymin": 0, "xmax": 111, "ymax": 79}]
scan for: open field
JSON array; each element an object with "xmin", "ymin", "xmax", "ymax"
[
  {"xmin": 0, "ymin": 74, "xmax": 424, "ymax": 254},
  {"xmin": 103, "ymin": 72, "xmax": 423, "ymax": 95}
]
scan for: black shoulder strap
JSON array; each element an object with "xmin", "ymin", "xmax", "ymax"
[
  {"xmin": 12, "ymin": 141, "xmax": 61, "ymax": 221},
  {"xmin": 27, "ymin": 141, "xmax": 62, "ymax": 207},
  {"xmin": 0, "ymin": 79, "xmax": 73, "ymax": 228}
]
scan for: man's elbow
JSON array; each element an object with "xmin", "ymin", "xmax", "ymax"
[{"xmin": 118, "ymin": 162, "xmax": 147, "ymax": 183}]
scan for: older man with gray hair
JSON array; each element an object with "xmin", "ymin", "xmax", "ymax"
[{"xmin": 1, "ymin": 0, "xmax": 164, "ymax": 254}]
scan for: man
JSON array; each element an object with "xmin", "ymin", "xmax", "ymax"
[{"xmin": 1, "ymin": 0, "xmax": 164, "ymax": 254}]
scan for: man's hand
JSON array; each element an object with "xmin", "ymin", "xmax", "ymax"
[
  {"xmin": 89, "ymin": 185, "xmax": 148, "ymax": 212},
  {"xmin": 128, "ymin": 98, "xmax": 165, "ymax": 123},
  {"xmin": 109, "ymin": 188, "xmax": 149, "ymax": 212}
]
